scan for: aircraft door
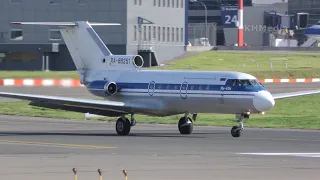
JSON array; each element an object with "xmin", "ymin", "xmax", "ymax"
[
  {"xmin": 180, "ymin": 81, "xmax": 188, "ymax": 99},
  {"xmin": 148, "ymin": 81, "xmax": 155, "ymax": 96}
]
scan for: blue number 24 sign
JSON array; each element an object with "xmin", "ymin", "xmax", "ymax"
[{"xmin": 220, "ymin": 6, "xmax": 238, "ymax": 28}]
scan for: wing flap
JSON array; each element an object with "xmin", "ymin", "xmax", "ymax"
[{"xmin": 272, "ymin": 89, "xmax": 320, "ymax": 100}]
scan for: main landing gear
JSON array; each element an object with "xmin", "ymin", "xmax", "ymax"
[
  {"xmin": 115, "ymin": 114, "xmax": 136, "ymax": 135},
  {"xmin": 178, "ymin": 113, "xmax": 196, "ymax": 134},
  {"xmin": 115, "ymin": 113, "xmax": 197, "ymax": 136},
  {"xmin": 230, "ymin": 112, "xmax": 250, "ymax": 138}
]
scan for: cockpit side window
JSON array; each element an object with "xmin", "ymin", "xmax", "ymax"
[
  {"xmin": 226, "ymin": 79, "xmax": 235, "ymax": 86},
  {"xmin": 226, "ymin": 79, "xmax": 241, "ymax": 86},
  {"xmin": 240, "ymin": 80, "xmax": 252, "ymax": 86},
  {"xmin": 249, "ymin": 79, "xmax": 259, "ymax": 86},
  {"xmin": 227, "ymin": 79, "xmax": 263, "ymax": 87},
  {"xmin": 234, "ymin": 80, "xmax": 242, "ymax": 86}
]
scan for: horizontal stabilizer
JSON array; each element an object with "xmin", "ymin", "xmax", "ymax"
[
  {"xmin": 11, "ymin": 22, "xmax": 77, "ymax": 26},
  {"xmin": 89, "ymin": 23, "xmax": 121, "ymax": 26},
  {"xmin": 11, "ymin": 21, "xmax": 121, "ymax": 27}
]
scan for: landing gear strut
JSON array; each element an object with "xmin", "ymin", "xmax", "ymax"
[
  {"xmin": 178, "ymin": 113, "xmax": 194, "ymax": 134},
  {"xmin": 231, "ymin": 112, "xmax": 249, "ymax": 138},
  {"xmin": 115, "ymin": 114, "xmax": 136, "ymax": 135}
]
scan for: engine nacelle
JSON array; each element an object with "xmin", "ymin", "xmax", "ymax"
[
  {"xmin": 104, "ymin": 82, "xmax": 117, "ymax": 96},
  {"xmin": 103, "ymin": 55, "xmax": 144, "ymax": 70},
  {"xmin": 86, "ymin": 80, "xmax": 118, "ymax": 96}
]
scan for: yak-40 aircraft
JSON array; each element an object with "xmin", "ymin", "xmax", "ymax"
[{"xmin": 0, "ymin": 21, "xmax": 319, "ymax": 138}]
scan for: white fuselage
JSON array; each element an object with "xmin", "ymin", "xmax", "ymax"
[{"xmin": 84, "ymin": 69, "xmax": 275, "ymax": 116}]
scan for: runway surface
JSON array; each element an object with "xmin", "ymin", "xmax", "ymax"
[
  {"xmin": 0, "ymin": 83, "xmax": 319, "ymax": 180},
  {"xmin": 0, "ymin": 115, "xmax": 319, "ymax": 180}
]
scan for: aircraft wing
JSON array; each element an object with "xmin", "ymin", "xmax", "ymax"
[
  {"xmin": 0, "ymin": 92, "xmax": 159, "ymax": 117},
  {"xmin": 272, "ymin": 89, "xmax": 320, "ymax": 100}
]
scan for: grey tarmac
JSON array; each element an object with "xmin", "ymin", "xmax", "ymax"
[
  {"xmin": 0, "ymin": 115, "xmax": 319, "ymax": 180},
  {"xmin": 0, "ymin": 83, "xmax": 319, "ymax": 180}
]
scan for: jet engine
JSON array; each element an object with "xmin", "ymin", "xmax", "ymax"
[
  {"xmin": 103, "ymin": 82, "xmax": 117, "ymax": 96},
  {"xmin": 86, "ymin": 80, "xmax": 118, "ymax": 97}
]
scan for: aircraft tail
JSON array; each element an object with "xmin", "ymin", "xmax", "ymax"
[{"xmin": 11, "ymin": 21, "xmax": 143, "ymax": 71}]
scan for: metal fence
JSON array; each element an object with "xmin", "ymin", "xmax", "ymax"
[{"xmin": 188, "ymin": 22, "xmax": 217, "ymax": 47}]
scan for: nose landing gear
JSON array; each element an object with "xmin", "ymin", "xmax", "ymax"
[{"xmin": 231, "ymin": 112, "xmax": 250, "ymax": 138}]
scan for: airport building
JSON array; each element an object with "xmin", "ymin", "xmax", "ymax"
[
  {"xmin": 188, "ymin": 0, "xmax": 288, "ymax": 46},
  {"xmin": 0, "ymin": 0, "xmax": 187, "ymax": 70},
  {"xmin": 288, "ymin": 0, "xmax": 320, "ymax": 27}
]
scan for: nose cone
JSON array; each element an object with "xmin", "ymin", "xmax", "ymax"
[{"xmin": 253, "ymin": 91, "xmax": 275, "ymax": 112}]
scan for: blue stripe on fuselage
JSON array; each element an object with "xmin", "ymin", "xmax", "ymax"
[
  {"xmin": 118, "ymin": 91, "xmax": 256, "ymax": 96},
  {"xmin": 87, "ymin": 80, "xmax": 266, "ymax": 93},
  {"xmin": 305, "ymin": 27, "xmax": 320, "ymax": 35}
]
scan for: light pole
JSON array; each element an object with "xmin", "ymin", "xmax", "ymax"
[{"xmin": 190, "ymin": 0, "xmax": 208, "ymax": 45}]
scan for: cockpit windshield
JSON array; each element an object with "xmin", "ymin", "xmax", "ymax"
[{"xmin": 227, "ymin": 79, "xmax": 262, "ymax": 87}]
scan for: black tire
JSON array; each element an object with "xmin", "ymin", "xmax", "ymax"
[
  {"xmin": 178, "ymin": 117, "xmax": 193, "ymax": 134},
  {"xmin": 116, "ymin": 118, "xmax": 131, "ymax": 135},
  {"xmin": 231, "ymin": 126, "xmax": 241, "ymax": 137}
]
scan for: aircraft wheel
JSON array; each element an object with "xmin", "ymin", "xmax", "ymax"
[
  {"xmin": 116, "ymin": 117, "xmax": 131, "ymax": 135},
  {"xmin": 178, "ymin": 117, "xmax": 193, "ymax": 134},
  {"xmin": 231, "ymin": 126, "xmax": 241, "ymax": 137}
]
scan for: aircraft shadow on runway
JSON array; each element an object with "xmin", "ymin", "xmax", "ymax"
[{"xmin": 0, "ymin": 131, "xmax": 227, "ymax": 138}]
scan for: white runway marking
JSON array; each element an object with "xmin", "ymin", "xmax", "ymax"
[{"xmin": 237, "ymin": 153, "xmax": 320, "ymax": 158}]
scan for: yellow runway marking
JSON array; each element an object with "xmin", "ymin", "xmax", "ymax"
[{"xmin": 0, "ymin": 140, "xmax": 117, "ymax": 149}]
